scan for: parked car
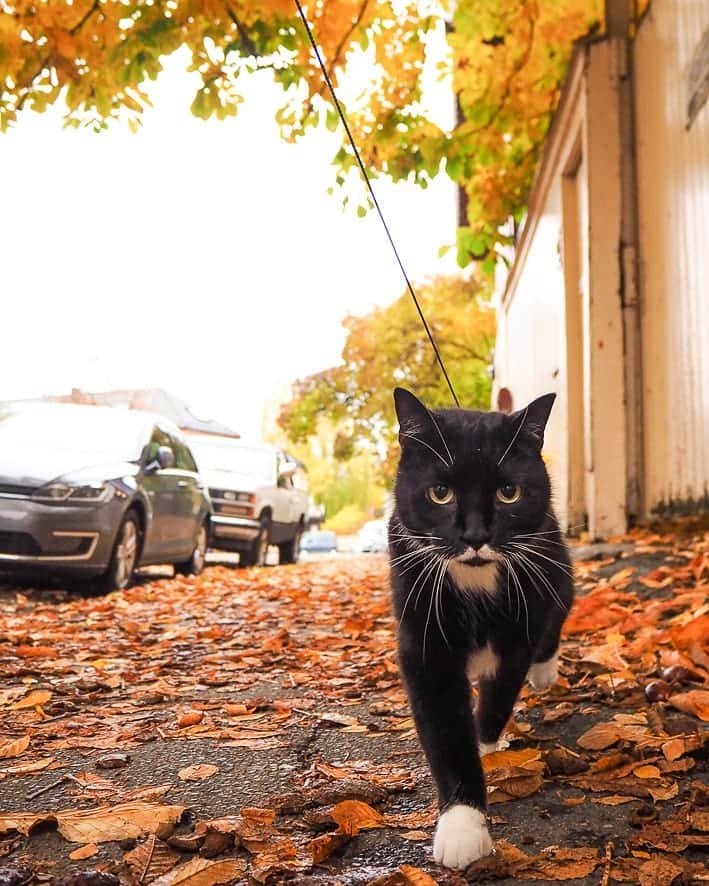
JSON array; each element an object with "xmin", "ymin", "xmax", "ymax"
[
  {"xmin": 355, "ymin": 519, "xmax": 388, "ymax": 553},
  {"xmin": 300, "ymin": 529, "xmax": 338, "ymax": 554},
  {"xmin": 184, "ymin": 435, "xmax": 308, "ymax": 567},
  {"xmin": 0, "ymin": 402, "xmax": 211, "ymax": 591}
]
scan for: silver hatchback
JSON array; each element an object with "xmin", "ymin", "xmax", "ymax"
[{"xmin": 0, "ymin": 402, "xmax": 211, "ymax": 591}]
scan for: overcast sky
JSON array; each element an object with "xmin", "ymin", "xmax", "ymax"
[{"xmin": 1, "ymin": 50, "xmax": 457, "ymax": 439}]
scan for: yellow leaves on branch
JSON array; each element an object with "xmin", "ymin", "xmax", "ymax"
[{"xmin": 0, "ymin": 1, "xmax": 606, "ymax": 265}]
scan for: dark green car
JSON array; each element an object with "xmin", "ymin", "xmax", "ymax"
[{"xmin": 0, "ymin": 402, "xmax": 211, "ymax": 591}]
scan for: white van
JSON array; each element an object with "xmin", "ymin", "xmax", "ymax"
[{"xmin": 185, "ymin": 435, "xmax": 308, "ymax": 567}]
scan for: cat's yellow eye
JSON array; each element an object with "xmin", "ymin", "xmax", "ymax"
[
  {"xmin": 427, "ymin": 484, "xmax": 455, "ymax": 505},
  {"xmin": 496, "ymin": 483, "xmax": 522, "ymax": 504}
]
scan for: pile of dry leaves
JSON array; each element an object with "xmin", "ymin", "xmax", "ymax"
[{"xmin": 0, "ymin": 522, "xmax": 707, "ymax": 884}]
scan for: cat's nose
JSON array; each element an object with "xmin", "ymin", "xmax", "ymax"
[{"xmin": 461, "ymin": 526, "xmax": 491, "ymax": 549}]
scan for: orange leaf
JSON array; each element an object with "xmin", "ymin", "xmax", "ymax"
[
  {"xmin": 177, "ymin": 711, "xmax": 204, "ymax": 727},
  {"xmin": 593, "ymin": 795, "xmax": 635, "ymax": 806},
  {"xmin": 0, "ymin": 735, "xmax": 30, "ymax": 759},
  {"xmin": 482, "ymin": 748, "xmax": 541, "ymax": 771},
  {"xmin": 178, "ymin": 764, "xmax": 218, "ymax": 782},
  {"xmin": 308, "ymin": 832, "xmax": 350, "ymax": 863},
  {"xmin": 330, "ymin": 800, "xmax": 385, "ymax": 836},
  {"xmin": 633, "ymin": 765, "xmax": 661, "ymax": 779},
  {"xmin": 56, "ymin": 801, "xmax": 185, "ymax": 843},
  {"xmin": 69, "ymin": 843, "xmax": 98, "ymax": 860},
  {"xmin": 15, "ymin": 646, "xmax": 57, "ymax": 659},
  {"xmin": 668, "ymin": 690, "xmax": 709, "ymax": 721},
  {"xmin": 399, "ymin": 865, "xmax": 439, "ymax": 885},
  {"xmin": 11, "ymin": 690, "xmax": 52, "ymax": 709},
  {"xmin": 149, "ymin": 857, "xmax": 247, "ymax": 886}
]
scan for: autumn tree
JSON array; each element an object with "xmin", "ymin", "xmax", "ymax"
[
  {"xmin": 278, "ymin": 274, "xmax": 494, "ymax": 480},
  {"xmin": 0, "ymin": 1, "xmax": 608, "ymax": 263}
]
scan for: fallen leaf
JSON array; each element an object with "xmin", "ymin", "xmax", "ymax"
[
  {"xmin": 177, "ymin": 764, "xmax": 218, "ymax": 782},
  {"xmin": 593, "ymin": 795, "xmax": 636, "ymax": 806},
  {"xmin": 50, "ymin": 802, "xmax": 184, "ymax": 843},
  {"xmin": 177, "ymin": 711, "xmax": 204, "ymax": 728},
  {"xmin": 124, "ymin": 834, "xmax": 181, "ymax": 882},
  {"xmin": 637, "ymin": 855, "xmax": 684, "ymax": 886},
  {"xmin": 399, "ymin": 865, "xmax": 439, "ymax": 885},
  {"xmin": 0, "ymin": 736, "xmax": 30, "ymax": 760},
  {"xmin": 149, "ymin": 857, "xmax": 247, "ymax": 886},
  {"xmin": 308, "ymin": 831, "xmax": 350, "ymax": 863},
  {"xmin": 667, "ymin": 689, "xmax": 709, "ymax": 721},
  {"xmin": 329, "ymin": 800, "xmax": 385, "ymax": 836},
  {"xmin": 633, "ymin": 765, "xmax": 661, "ymax": 779},
  {"xmin": 68, "ymin": 844, "xmax": 98, "ymax": 860},
  {"xmin": 482, "ymin": 748, "xmax": 541, "ymax": 771},
  {"xmin": 0, "ymin": 758, "xmax": 55, "ymax": 777},
  {"xmin": 10, "ymin": 691, "xmax": 52, "ymax": 710}
]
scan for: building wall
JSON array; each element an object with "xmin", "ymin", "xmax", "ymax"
[
  {"xmin": 495, "ymin": 182, "xmax": 569, "ymax": 526},
  {"xmin": 495, "ymin": 47, "xmax": 629, "ymax": 538},
  {"xmin": 634, "ymin": 0, "xmax": 709, "ymax": 512}
]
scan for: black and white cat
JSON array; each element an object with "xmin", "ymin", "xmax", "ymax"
[{"xmin": 389, "ymin": 388, "xmax": 574, "ymax": 870}]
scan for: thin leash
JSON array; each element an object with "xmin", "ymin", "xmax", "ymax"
[{"xmin": 293, "ymin": 0, "xmax": 460, "ymax": 408}]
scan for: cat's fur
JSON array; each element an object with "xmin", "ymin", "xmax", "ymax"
[{"xmin": 389, "ymin": 388, "xmax": 574, "ymax": 870}]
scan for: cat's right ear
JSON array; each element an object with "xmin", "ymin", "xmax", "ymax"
[{"xmin": 394, "ymin": 388, "xmax": 430, "ymax": 441}]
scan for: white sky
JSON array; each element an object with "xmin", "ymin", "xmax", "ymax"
[{"xmin": 1, "ymin": 50, "xmax": 457, "ymax": 438}]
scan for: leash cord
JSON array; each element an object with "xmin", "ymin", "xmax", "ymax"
[{"xmin": 293, "ymin": 0, "xmax": 460, "ymax": 407}]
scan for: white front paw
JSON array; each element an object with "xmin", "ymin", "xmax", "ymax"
[
  {"xmin": 433, "ymin": 804, "xmax": 492, "ymax": 869},
  {"xmin": 528, "ymin": 652, "xmax": 559, "ymax": 691}
]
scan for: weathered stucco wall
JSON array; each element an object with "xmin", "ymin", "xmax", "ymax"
[{"xmin": 635, "ymin": 0, "xmax": 709, "ymax": 513}]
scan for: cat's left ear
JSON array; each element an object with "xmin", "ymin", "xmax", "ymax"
[
  {"xmin": 515, "ymin": 392, "xmax": 556, "ymax": 450},
  {"xmin": 394, "ymin": 387, "xmax": 430, "ymax": 439}
]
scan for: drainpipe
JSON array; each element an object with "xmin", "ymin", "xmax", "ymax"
[{"xmin": 605, "ymin": 0, "xmax": 644, "ymax": 525}]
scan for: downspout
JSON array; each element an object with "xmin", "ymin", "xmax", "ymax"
[{"xmin": 605, "ymin": 0, "xmax": 645, "ymax": 525}]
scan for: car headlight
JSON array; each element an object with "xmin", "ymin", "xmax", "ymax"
[{"xmin": 33, "ymin": 482, "xmax": 116, "ymax": 504}]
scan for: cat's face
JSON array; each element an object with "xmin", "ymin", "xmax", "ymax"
[{"xmin": 392, "ymin": 388, "xmax": 555, "ymax": 564}]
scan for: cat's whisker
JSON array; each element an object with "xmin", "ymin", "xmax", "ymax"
[
  {"xmin": 397, "ymin": 546, "xmax": 448, "ymax": 575},
  {"xmin": 497, "ymin": 405, "xmax": 528, "ymax": 466},
  {"xmin": 398, "ymin": 556, "xmax": 436, "ymax": 626},
  {"xmin": 506, "ymin": 559, "xmax": 530, "ymax": 645},
  {"xmin": 506, "ymin": 547, "xmax": 571, "ymax": 612},
  {"xmin": 507, "ymin": 542, "xmax": 575, "ymax": 578},
  {"xmin": 426, "ymin": 409, "xmax": 454, "ymax": 467},
  {"xmin": 399, "ymin": 551, "xmax": 444, "ymax": 627},
  {"xmin": 390, "ymin": 544, "xmax": 441, "ymax": 567},
  {"xmin": 414, "ymin": 553, "xmax": 445, "ymax": 609},
  {"xmin": 434, "ymin": 557, "xmax": 452, "ymax": 650},
  {"xmin": 422, "ymin": 556, "xmax": 447, "ymax": 662},
  {"xmin": 508, "ymin": 550, "xmax": 567, "ymax": 613},
  {"xmin": 400, "ymin": 433, "xmax": 449, "ymax": 467}
]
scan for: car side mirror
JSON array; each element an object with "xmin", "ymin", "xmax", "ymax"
[
  {"xmin": 279, "ymin": 460, "xmax": 297, "ymax": 479},
  {"xmin": 157, "ymin": 446, "xmax": 175, "ymax": 469}
]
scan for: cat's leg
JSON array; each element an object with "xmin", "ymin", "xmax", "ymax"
[
  {"xmin": 527, "ymin": 607, "xmax": 567, "ymax": 691},
  {"xmin": 399, "ymin": 648, "xmax": 492, "ymax": 869},
  {"xmin": 476, "ymin": 653, "xmax": 530, "ymax": 750}
]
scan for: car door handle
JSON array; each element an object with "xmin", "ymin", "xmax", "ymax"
[{"xmin": 177, "ymin": 480, "xmax": 189, "ymax": 488}]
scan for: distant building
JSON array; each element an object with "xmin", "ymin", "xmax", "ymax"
[{"xmin": 41, "ymin": 387, "xmax": 240, "ymax": 439}]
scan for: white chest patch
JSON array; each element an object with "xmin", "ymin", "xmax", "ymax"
[
  {"xmin": 433, "ymin": 804, "xmax": 492, "ymax": 869},
  {"xmin": 447, "ymin": 560, "xmax": 499, "ymax": 594},
  {"xmin": 466, "ymin": 643, "xmax": 500, "ymax": 682}
]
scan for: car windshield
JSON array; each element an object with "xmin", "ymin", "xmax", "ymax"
[
  {"xmin": 190, "ymin": 440, "xmax": 275, "ymax": 482},
  {"xmin": 0, "ymin": 405, "xmax": 147, "ymax": 461}
]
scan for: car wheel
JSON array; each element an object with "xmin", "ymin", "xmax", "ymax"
[
  {"xmin": 240, "ymin": 520, "xmax": 270, "ymax": 568},
  {"xmin": 278, "ymin": 523, "xmax": 302, "ymax": 565},
  {"xmin": 176, "ymin": 521, "xmax": 208, "ymax": 577},
  {"xmin": 99, "ymin": 511, "xmax": 140, "ymax": 593}
]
